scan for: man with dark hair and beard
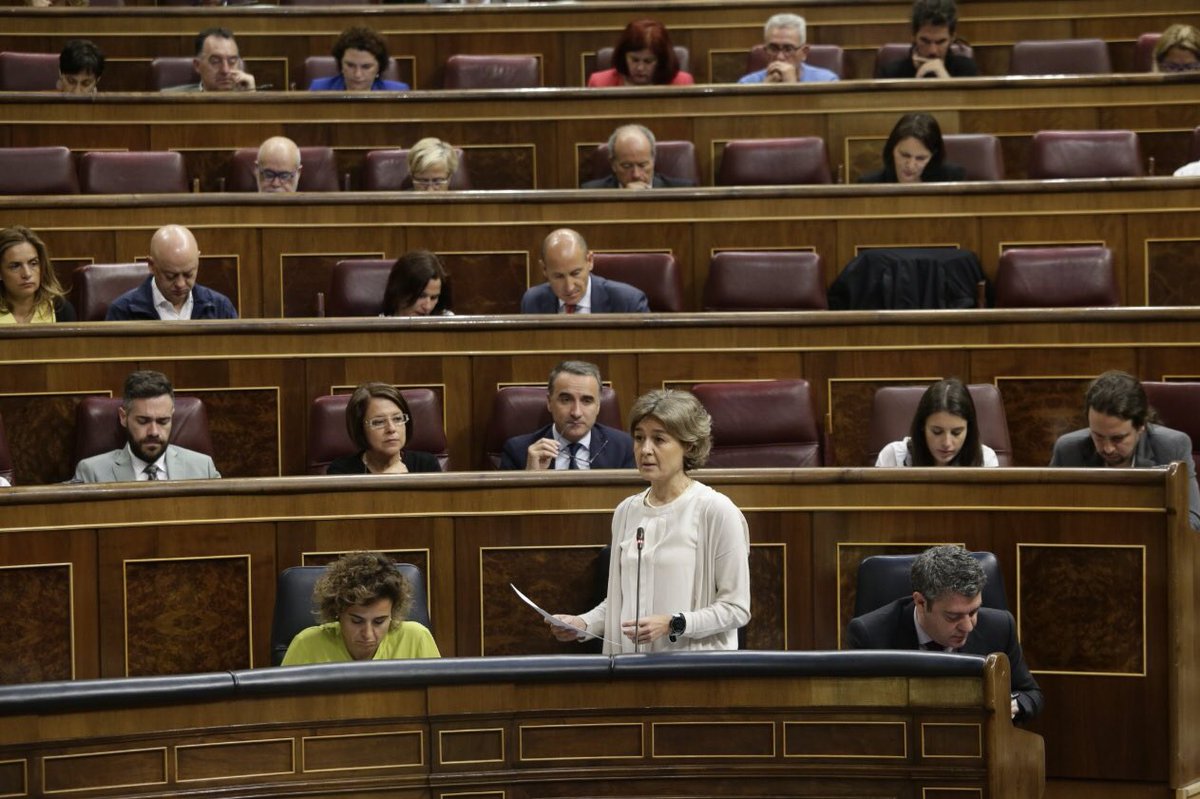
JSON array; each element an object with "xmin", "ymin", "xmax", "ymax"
[{"xmin": 73, "ymin": 370, "xmax": 221, "ymax": 482}]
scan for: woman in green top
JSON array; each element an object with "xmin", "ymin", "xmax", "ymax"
[{"xmin": 281, "ymin": 551, "xmax": 440, "ymax": 664}]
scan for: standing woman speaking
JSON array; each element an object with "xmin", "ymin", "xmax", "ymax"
[{"xmin": 550, "ymin": 389, "xmax": 750, "ymax": 652}]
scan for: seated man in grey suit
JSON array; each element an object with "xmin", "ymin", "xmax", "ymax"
[
  {"xmin": 847, "ymin": 545, "xmax": 1043, "ymax": 722},
  {"xmin": 73, "ymin": 370, "xmax": 221, "ymax": 483},
  {"xmin": 163, "ymin": 27, "xmax": 256, "ymax": 92},
  {"xmin": 520, "ymin": 228, "xmax": 649, "ymax": 314},
  {"xmin": 582, "ymin": 124, "xmax": 695, "ymax": 190},
  {"xmin": 500, "ymin": 360, "xmax": 635, "ymax": 470},
  {"xmin": 1050, "ymin": 370, "xmax": 1200, "ymax": 530}
]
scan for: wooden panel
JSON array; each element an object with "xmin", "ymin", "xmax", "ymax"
[
  {"xmin": 519, "ymin": 722, "xmax": 641, "ymax": 761},
  {"xmin": 303, "ymin": 730, "xmax": 424, "ymax": 771},
  {"xmin": 784, "ymin": 721, "xmax": 907, "ymax": 758},
  {"xmin": 43, "ymin": 748, "xmax": 166, "ymax": 793},
  {"xmin": 0, "ymin": 563, "xmax": 73, "ymax": 683},
  {"xmin": 653, "ymin": 721, "xmax": 775, "ymax": 757},
  {"xmin": 176, "ymin": 738, "xmax": 294, "ymax": 782}
]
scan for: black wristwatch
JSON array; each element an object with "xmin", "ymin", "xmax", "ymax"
[{"xmin": 668, "ymin": 613, "xmax": 686, "ymax": 643}]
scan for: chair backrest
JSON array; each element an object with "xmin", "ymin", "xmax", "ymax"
[
  {"xmin": 994, "ymin": 246, "xmax": 1118, "ymax": 308},
  {"xmin": 72, "ymin": 395, "xmax": 214, "ymax": 468},
  {"xmin": 483, "ymin": 384, "xmax": 623, "ymax": 469},
  {"xmin": 150, "ymin": 57, "xmax": 200, "ymax": 90},
  {"xmin": 226, "ymin": 147, "xmax": 341, "ymax": 192},
  {"xmin": 692, "ymin": 379, "xmax": 823, "ymax": 467},
  {"xmin": 303, "ymin": 55, "xmax": 403, "ymax": 88},
  {"xmin": 703, "ymin": 251, "xmax": 827, "ymax": 311},
  {"xmin": 360, "ymin": 148, "xmax": 473, "ymax": 191},
  {"xmin": 865, "ymin": 383, "xmax": 1013, "ymax": 466},
  {"xmin": 591, "ymin": 252, "xmax": 684, "ymax": 312},
  {"xmin": 593, "ymin": 45, "xmax": 690, "ymax": 75},
  {"xmin": 268, "ymin": 561, "xmax": 429, "ymax": 666},
  {"xmin": 852, "ymin": 551, "xmax": 1009, "ymax": 618},
  {"xmin": 70, "ymin": 263, "xmax": 149, "ymax": 321},
  {"xmin": 78, "ymin": 151, "xmax": 189, "ymax": 194},
  {"xmin": 744, "ymin": 44, "xmax": 845, "ymax": 78},
  {"xmin": 1134, "ymin": 33, "xmax": 1162, "ymax": 72},
  {"xmin": 443, "ymin": 55, "xmax": 540, "ymax": 89},
  {"xmin": 0, "ymin": 147, "xmax": 80, "ymax": 195},
  {"xmin": 1142, "ymin": 381, "xmax": 1200, "ymax": 494},
  {"xmin": 588, "ymin": 140, "xmax": 699, "ymax": 186},
  {"xmin": 327, "ymin": 258, "xmax": 392, "ymax": 317},
  {"xmin": 941, "ymin": 134, "xmax": 1005, "ymax": 181},
  {"xmin": 716, "ymin": 137, "xmax": 832, "ymax": 186},
  {"xmin": 1027, "ymin": 130, "xmax": 1144, "ymax": 179},
  {"xmin": 874, "ymin": 42, "xmax": 974, "ymax": 77},
  {"xmin": 0, "ymin": 412, "xmax": 13, "ymax": 485},
  {"xmin": 1009, "ymin": 38, "xmax": 1112, "ymax": 75},
  {"xmin": 307, "ymin": 389, "xmax": 449, "ymax": 473},
  {"xmin": 0, "ymin": 52, "xmax": 60, "ymax": 91}
]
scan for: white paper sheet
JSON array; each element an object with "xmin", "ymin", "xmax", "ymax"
[{"xmin": 510, "ymin": 583, "xmax": 618, "ymax": 646}]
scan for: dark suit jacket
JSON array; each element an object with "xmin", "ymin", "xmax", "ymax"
[
  {"xmin": 858, "ymin": 162, "xmax": 967, "ymax": 183},
  {"xmin": 1050, "ymin": 424, "xmax": 1200, "ymax": 530},
  {"xmin": 581, "ymin": 173, "xmax": 696, "ymax": 189},
  {"xmin": 519, "ymin": 274, "xmax": 649, "ymax": 314},
  {"xmin": 326, "ymin": 450, "xmax": 440, "ymax": 474},
  {"xmin": 106, "ymin": 277, "xmax": 238, "ymax": 320},
  {"xmin": 879, "ymin": 50, "xmax": 979, "ymax": 78},
  {"xmin": 847, "ymin": 597, "xmax": 1044, "ymax": 721},
  {"xmin": 500, "ymin": 422, "xmax": 635, "ymax": 470}
]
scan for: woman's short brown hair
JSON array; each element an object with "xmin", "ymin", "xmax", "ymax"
[
  {"xmin": 0, "ymin": 226, "xmax": 67, "ymax": 315},
  {"xmin": 332, "ymin": 26, "xmax": 390, "ymax": 74},
  {"xmin": 628, "ymin": 388, "xmax": 713, "ymax": 470},
  {"xmin": 313, "ymin": 551, "xmax": 413, "ymax": 623},
  {"xmin": 344, "ymin": 382, "xmax": 415, "ymax": 451}
]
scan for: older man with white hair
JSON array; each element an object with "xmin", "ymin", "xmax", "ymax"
[{"xmin": 738, "ymin": 13, "xmax": 839, "ymax": 84}]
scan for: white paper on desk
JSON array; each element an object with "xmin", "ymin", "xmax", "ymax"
[{"xmin": 510, "ymin": 583, "xmax": 618, "ymax": 645}]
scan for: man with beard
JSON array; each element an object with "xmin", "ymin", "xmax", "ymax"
[{"xmin": 73, "ymin": 370, "xmax": 221, "ymax": 482}]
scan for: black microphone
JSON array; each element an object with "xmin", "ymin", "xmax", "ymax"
[{"xmin": 634, "ymin": 526, "xmax": 644, "ymax": 653}]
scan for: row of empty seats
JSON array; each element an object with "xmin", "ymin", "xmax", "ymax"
[
  {"xmin": 0, "ymin": 35, "xmax": 1173, "ymax": 92},
  {"xmin": 0, "ymin": 127, "xmax": 1171, "ymax": 195},
  {"xmin": 5, "ymin": 378, "xmax": 1196, "ymax": 485}
]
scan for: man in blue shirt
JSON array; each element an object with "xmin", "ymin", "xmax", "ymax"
[{"xmin": 738, "ymin": 14, "xmax": 839, "ymax": 84}]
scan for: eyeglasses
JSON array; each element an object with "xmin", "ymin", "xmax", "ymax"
[
  {"xmin": 412, "ymin": 177, "xmax": 450, "ymax": 188},
  {"xmin": 765, "ymin": 43, "xmax": 801, "ymax": 56},
  {"xmin": 257, "ymin": 168, "xmax": 298, "ymax": 183},
  {"xmin": 365, "ymin": 413, "xmax": 409, "ymax": 431},
  {"xmin": 1159, "ymin": 60, "xmax": 1200, "ymax": 73}
]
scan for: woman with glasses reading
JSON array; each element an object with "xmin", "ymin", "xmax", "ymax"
[
  {"xmin": 1153, "ymin": 24, "xmax": 1200, "ymax": 73},
  {"xmin": 407, "ymin": 138, "xmax": 460, "ymax": 192},
  {"xmin": 327, "ymin": 383, "xmax": 440, "ymax": 474}
]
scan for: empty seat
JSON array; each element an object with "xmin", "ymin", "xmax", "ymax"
[
  {"xmin": 591, "ymin": 252, "xmax": 684, "ymax": 312},
  {"xmin": 865, "ymin": 383, "xmax": 1013, "ymax": 466},
  {"xmin": 874, "ymin": 42, "xmax": 974, "ymax": 77},
  {"xmin": 72, "ymin": 396, "xmax": 214, "ymax": 469},
  {"xmin": 0, "ymin": 147, "xmax": 79, "ymax": 195},
  {"xmin": 1009, "ymin": 38, "xmax": 1112, "ymax": 75},
  {"xmin": 703, "ymin": 251, "xmax": 827, "ymax": 311},
  {"xmin": 1141, "ymin": 381, "xmax": 1200, "ymax": 495},
  {"xmin": 1134, "ymin": 33, "xmax": 1162, "ymax": 72},
  {"xmin": 716, "ymin": 138, "xmax": 832, "ymax": 186},
  {"xmin": 0, "ymin": 52, "xmax": 60, "ymax": 91},
  {"xmin": 70, "ymin": 263, "xmax": 149, "ymax": 321},
  {"xmin": 302, "ymin": 55, "xmax": 404, "ymax": 89},
  {"xmin": 307, "ymin": 389, "xmax": 449, "ymax": 473},
  {"xmin": 483, "ymin": 385, "xmax": 622, "ymax": 469},
  {"xmin": 853, "ymin": 551, "xmax": 1009, "ymax": 617},
  {"xmin": 326, "ymin": 258, "xmax": 392, "ymax": 317},
  {"xmin": 78, "ymin": 151, "xmax": 189, "ymax": 194},
  {"xmin": 994, "ymin": 246, "xmax": 1118, "ymax": 308},
  {"xmin": 593, "ymin": 45, "xmax": 690, "ymax": 76},
  {"xmin": 0, "ymin": 411, "xmax": 13, "ymax": 485},
  {"xmin": 150, "ymin": 57, "xmax": 200, "ymax": 91},
  {"xmin": 691, "ymin": 379, "xmax": 824, "ymax": 467},
  {"xmin": 225, "ymin": 147, "xmax": 341, "ymax": 192},
  {"xmin": 744, "ymin": 44, "xmax": 844, "ymax": 79},
  {"xmin": 443, "ymin": 55, "xmax": 540, "ymax": 89},
  {"xmin": 587, "ymin": 140, "xmax": 699, "ymax": 186},
  {"xmin": 269, "ymin": 561, "xmax": 428, "ymax": 666},
  {"xmin": 1027, "ymin": 130, "xmax": 1144, "ymax": 179},
  {"xmin": 942, "ymin": 134, "xmax": 1005, "ymax": 181},
  {"xmin": 361, "ymin": 148, "xmax": 473, "ymax": 191}
]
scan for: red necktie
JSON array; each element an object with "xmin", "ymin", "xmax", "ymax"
[{"xmin": 564, "ymin": 304, "xmax": 577, "ymax": 314}]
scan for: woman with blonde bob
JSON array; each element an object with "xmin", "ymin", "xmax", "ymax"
[
  {"xmin": 281, "ymin": 551, "xmax": 439, "ymax": 664},
  {"xmin": 550, "ymin": 389, "xmax": 750, "ymax": 653},
  {"xmin": 407, "ymin": 138, "xmax": 460, "ymax": 192},
  {"xmin": 1153, "ymin": 24, "xmax": 1200, "ymax": 73},
  {"xmin": 0, "ymin": 226, "xmax": 75, "ymax": 324}
]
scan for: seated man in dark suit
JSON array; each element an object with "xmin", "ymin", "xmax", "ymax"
[
  {"xmin": 1050, "ymin": 370, "xmax": 1200, "ymax": 531},
  {"xmin": 582, "ymin": 124, "xmax": 696, "ymax": 190},
  {"xmin": 520, "ymin": 228, "xmax": 649, "ymax": 314},
  {"xmin": 73, "ymin": 370, "xmax": 221, "ymax": 483},
  {"xmin": 847, "ymin": 545, "xmax": 1043, "ymax": 722},
  {"xmin": 880, "ymin": 0, "xmax": 978, "ymax": 79},
  {"xmin": 500, "ymin": 360, "xmax": 635, "ymax": 470},
  {"xmin": 106, "ymin": 225, "xmax": 238, "ymax": 321},
  {"xmin": 163, "ymin": 27, "xmax": 256, "ymax": 92}
]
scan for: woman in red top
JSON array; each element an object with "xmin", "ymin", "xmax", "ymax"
[{"xmin": 588, "ymin": 19, "xmax": 695, "ymax": 87}]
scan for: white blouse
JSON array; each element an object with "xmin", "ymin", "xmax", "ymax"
[{"xmin": 875, "ymin": 437, "xmax": 999, "ymax": 467}]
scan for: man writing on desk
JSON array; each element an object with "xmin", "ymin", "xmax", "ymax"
[
  {"xmin": 500, "ymin": 361, "xmax": 635, "ymax": 471},
  {"xmin": 847, "ymin": 546, "xmax": 1043, "ymax": 722}
]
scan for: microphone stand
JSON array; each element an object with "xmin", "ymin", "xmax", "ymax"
[{"xmin": 634, "ymin": 526, "xmax": 644, "ymax": 654}]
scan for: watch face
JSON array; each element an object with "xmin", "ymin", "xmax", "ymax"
[{"xmin": 670, "ymin": 614, "xmax": 685, "ymax": 634}]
